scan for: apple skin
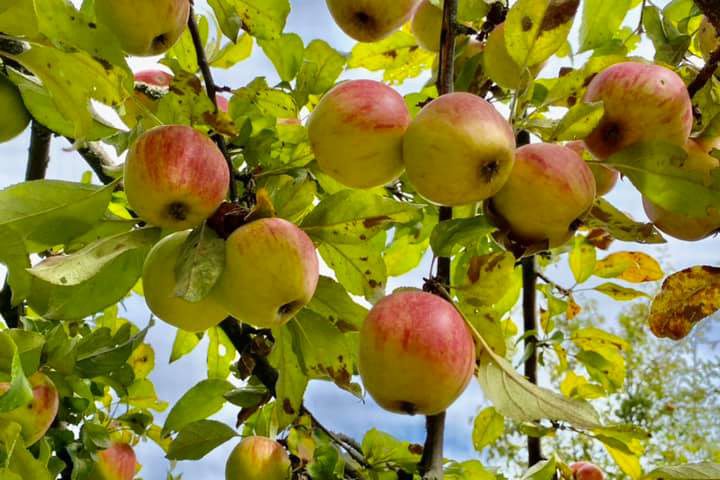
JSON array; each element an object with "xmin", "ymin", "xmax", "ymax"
[
  {"xmin": 326, "ymin": 0, "xmax": 421, "ymax": 42},
  {"xmin": 216, "ymin": 95, "xmax": 229, "ymax": 113},
  {"xmin": 124, "ymin": 125, "xmax": 230, "ymax": 230},
  {"xmin": 699, "ymin": 16, "xmax": 719, "ymax": 60},
  {"xmin": 583, "ymin": 62, "xmax": 693, "ymax": 159},
  {"xmin": 95, "ymin": 0, "xmax": 189, "ymax": 56},
  {"xmin": 566, "ymin": 141, "xmax": 619, "ymax": 196},
  {"xmin": 0, "ymin": 372, "xmax": 59, "ymax": 446},
  {"xmin": 488, "ymin": 143, "xmax": 596, "ymax": 247},
  {"xmin": 225, "ymin": 436, "xmax": 291, "ymax": 480},
  {"xmin": 484, "ymin": 23, "xmax": 543, "ymax": 89},
  {"xmin": 134, "ymin": 70, "xmax": 173, "ymax": 88},
  {"xmin": 216, "ymin": 218, "xmax": 319, "ymax": 329},
  {"xmin": 403, "ymin": 92, "xmax": 516, "ymax": 206},
  {"xmin": 308, "ymin": 80, "xmax": 410, "ymax": 189},
  {"xmin": 642, "ymin": 139, "xmax": 720, "ymax": 241},
  {"xmin": 142, "ymin": 231, "xmax": 228, "ymax": 332},
  {"xmin": 88, "ymin": 443, "xmax": 137, "ymax": 480},
  {"xmin": 411, "ymin": 0, "xmax": 442, "ymax": 52},
  {"xmin": 570, "ymin": 461, "xmax": 605, "ymax": 480},
  {"xmin": 124, "ymin": 70, "xmax": 174, "ymax": 128},
  {"xmin": 0, "ymin": 74, "xmax": 31, "ymax": 143},
  {"xmin": 358, "ymin": 291, "xmax": 475, "ymax": 415}
]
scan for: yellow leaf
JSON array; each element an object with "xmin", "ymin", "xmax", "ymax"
[{"xmin": 594, "ymin": 252, "xmax": 663, "ymax": 283}]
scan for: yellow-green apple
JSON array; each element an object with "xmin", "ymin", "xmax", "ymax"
[
  {"xmin": 583, "ymin": 62, "xmax": 693, "ymax": 159},
  {"xmin": 0, "ymin": 372, "xmax": 58, "ymax": 446},
  {"xmin": 411, "ymin": 0, "xmax": 442, "ymax": 52},
  {"xmin": 88, "ymin": 443, "xmax": 137, "ymax": 480},
  {"xmin": 225, "ymin": 436, "xmax": 291, "ymax": 480},
  {"xmin": 642, "ymin": 139, "xmax": 720, "ymax": 241},
  {"xmin": 123, "ymin": 70, "xmax": 174, "ymax": 128},
  {"xmin": 326, "ymin": 0, "xmax": 421, "ymax": 42},
  {"xmin": 566, "ymin": 141, "xmax": 619, "ymax": 196},
  {"xmin": 308, "ymin": 80, "xmax": 410, "ymax": 189},
  {"xmin": 124, "ymin": 125, "xmax": 230, "ymax": 230},
  {"xmin": 699, "ymin": 16, "xmax": 719, "ymax": 60},
  {"xmin": 358, "ymin": 291, "xmax": 475, "ymax": 415},
  {"xmin": 403, "ymin": 92, "xmax": 516, "ymax": 206},
  {"xmin": 216, "ymin": 218, "xmax": 319, "ymax": 328},
  {"xmin": 142, "ymin": 231, "xmax": 228, "ymax": 332},
  {"xmin": 95, "ymin": 0, "xmax": 189, "ymax": 56},
  {"xmin": 487, "ymin": 143, "xmax": 596, "ymax": 248},
  {"xmin": 0, "ymin": 74, "xmax": 30, "ymax": 143},
  {"xmin": 483, "ymin": 23, "xmax": 543, "ymax": 89},
  {"xmin": 571, "ymin": 461, "xmax": 604, "ymax": 480}
]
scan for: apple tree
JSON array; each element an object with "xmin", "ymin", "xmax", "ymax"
[{"xmin": 0, "ymin": 0, "xmax": 719, "ymax": 479}]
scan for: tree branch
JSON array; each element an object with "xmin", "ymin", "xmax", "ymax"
[
  {"xmin": 688, "ymin": 45, "xmax": 720, "ymax": 98},
  {"xmin": 694, "ymin": 0, "xmax": 720, "ymax": 31},
  {"xmin": 72, "ymin": 140, "xmax": 117, "ymax": 185},
  {"xmin": 522, "ymin": 256, "xmax": 543, "ymax": 467},
  {"xmin": 26, "ymin": 121, "xmax": 51, "ymax": 180}
]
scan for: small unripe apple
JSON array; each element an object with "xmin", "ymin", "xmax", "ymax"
[
  {"xmin": 142, "ymin": 231, "xmax": 228, "ymax": 332},
  {"xmin": 326, "ymin": 0, "xmax": 421, "ymax": 42},
  {"xmin": 216, "ymin": 218, "xmax": 319, "ymax": 328},
  {"xmin": 403, "ymin": 92, "xmax": 516, "ymax": 206},
  {"xmin": 643, "ymin": 139, "xmax": 720, "ymax": 241},
  {"xmin": 487, "ymin": 143, "xmax": 596, "ymax": 248},
  {"xmin": 124, "ymin": 125, "xmax": 230, "ymax": 230},
  {"xmin": 225, "ymin": 436, "xmax": 291, "ymax": 480},
  {"xmin": 411, "ymin": 0, "xmax": 443, "ymax": 52},
  {"xmin": 0, "ymin": 372, "xmax": 59, "ymax": 446},
  {"xmin": 89, "ymin": 443, "xmax": 137, "ymax": 480},
  {"xmin": 583, "ymin": 62, "xmax": 693, "ymax": 159},
  {"xmin": 95, "ymin": 0, "xmax": 189, "ymax": 56},
  {"xmin": 308, "ymin": 80, "xmax": 410, "ymax": 189},
  {"xmin": 566, "ymin": 141, "xmax": 619, "ymax": 196},
  {"xmin": 0, "ymin": 74, "xmax": 31, "ymax": 143},
  {"xmin": 570, "ymin": 461, "xmax": 605, "ymax": 480},
  {"xmin": 484, "ymin": 23, "xmax": 543, "ymax": 89},
  {"xmin": 698, "ymin": 16, "xmax": 719, "ymax": 60},
  {"xmin": 358, "ymin": 291, "xmax": 475, "ymax": 415}
]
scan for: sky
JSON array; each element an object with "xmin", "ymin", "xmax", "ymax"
[{"xmin": 0, "ymin": 0, "xmax": 719, "ymax": 478}]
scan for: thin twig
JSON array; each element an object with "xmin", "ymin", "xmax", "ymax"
[
  {"xmin": 688, "ymin": 45, "xmax": 720, "ymax": 98},
  {"xmin": 536, "ymin": 272, "xmax": 573, "ymax": 297},
  {"xmin": 302, "ymin": 407, "xmax": 370, "ymax": 469},
  {"xmin": 72, "ymin": 139, "xmax": 117, "ymax": 184}
]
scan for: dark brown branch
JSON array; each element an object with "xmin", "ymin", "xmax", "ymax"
[
  {"xmin": 522, "ymin": 256, "xmax": 543, "ymax": 467},
  {"xmin": 694, "ymin": 0, "xmax": 720, "ymax": 31},
  {"xmin": 26, "ymin": 121, "xmax": 51, "ymax": 180},
  {"xmin": 688, "ymin": 45, "xmax": 720, "ymax": 98},
  {"xmin": 72, "ymin": 140, "xmax": 117, "ymax": 184}
]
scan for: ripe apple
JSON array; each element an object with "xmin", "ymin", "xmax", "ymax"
[
  {"xmin": 411, "ymin": 0, "xmax": 443, "ymax": 52},
  {"xmin": 95, "ymin": 0, "xmax": 189, "ymax": 56},
  {"xmin": 89, "ymin": 443, "xmax": 137, "ymax": 480},
  {"xmin": 225, "ymin": 436, "xmax": 291, "ymax": 480},
  {"xmin": 0, "ymin": 74, "xmax": 31, "ymax": 143},
  {"xmin": 123, "ymin": 70, "xmax": 174, "ymax": 128},
  {"xmin": 124, "ymin": 125, "xmax": 230, "ymax": 230},
  {"xmin": 570, "ymin": 461, "xmax": 605, "ymax": 480},
  {"xmin": 0, "ymin": 372, "xmax": 58, "ymax": 446},
  {"xmin": 142, "ymin": 231, "xmax": 228, "ymax": 332},
  {"xmin": 484, "ymin": 23, "xmax": 543, "ymax": 89},
  {"xmin": 216, "ymin": 95, "xmax": 229, "ymax": 113},
  {"xmin": 403, "ymin": 92, "xmax": 516, "ymax": 206},
  {"xmin": 566, "ymin": 141, "xmax": 619, "ymax": 196},
  {"xmin": 308, "ymin": 80, "xmax": 410, "ymax": 189},
  {"xmin": 326, "ymin": 0, "xmax": 421, "ymax": 42},
  {"xmin": 698, "ymin": 16, "xmax": 719, "ymax": 60},
  {"xmin": 358, "ymin": 291, "xmax": 476, "ymax": 415},
  {"xmin": 583, "ymin": 62, "xmax": 693, "ymax": 159},
  {"xmin": 216, "ymin": 218, "xmax": 319, "ymax": 329},
  {"xmin": 642, "ymin": 139, "xmax": 720, "ymax": 241},
  {"xmin": 487, "ymin": 143, "xmax": 596, "ymax": 248},
  {"xmin": 134, "ymin": 70, "xmax": 174, "ymax": 88}
]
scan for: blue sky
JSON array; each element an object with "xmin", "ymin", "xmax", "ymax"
[{"xmin": 1, "ymin": 0, "xmax": 719, "ymax": 477}]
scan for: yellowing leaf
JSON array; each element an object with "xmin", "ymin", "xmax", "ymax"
[
  {"xmin": 594, "ymin": 282, "xmax": 649, "ymax": 301},
  {"xmin": 472, "ymin": 407, "xmax": 505, "ymax": 452},
  {"xmin": 348, "ymin": 31, "xmax": 435, "ymax": 85},
  {"xmin": 594, "ymin": 252, "xmax": 663, "ymax": 283}
]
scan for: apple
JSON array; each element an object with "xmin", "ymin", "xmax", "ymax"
[
  {"xmin": 583, "ymin": 62, "xmax": 693, "ymax": 159},
  {"xmin": 123, "ymin": 70, "xmax": 174, "ymax": 128},
  {"xmin": 89, "ymin": 443, "xmax": 137, "ymax": 480},
  {"xmin": 95, "ymin": 0, "xmax": 189, "ymax": 56},
  {"xmin": 411, "ymin": 0, "xmax": 443, "ymax": 52},
  {"xmin": 0, "ymin": 372, "xmax": 58, "ymax": 446},
  {"xmin": 642, "ymin": 139, "xmax": 720, "ymax": 241},
  {"xmin": 484, "ymin": 23, "xmax": 543, "ymax": 89},
  {"xmin": 566, "ymin": 141, "xmax": 619, "ymax": 196},
  {"xmin": 124, "ymin": 125, "xmax": 230, "ymax": 230},
  {"xmin": 225, "ymin": 436, "xmax": 291, "ymax": 480},
  {"xmin": 216, "ymin": 95, "xmax": 229, "ymax": 113},
  {"xmin": 134, "ymin": 70, "xmax": 173, "ymax": 88},
  {"xmin": 358, "ymin": 290, "xmax": 476, "ymax": 415},
  {"xmin": 487, "ymin": 143, "xmax": 596, "ymax": 248},
  {"xmin": 308, "ymin": 80, "xmax": 410, "ymax": 189},
  {"xmin": 570, "ymin": 461, "xmax": 604, "ymax": 480},
  {"xmin": 326, "ymin": 0, "xmax": 421, "ymax": 42},
  {"xmin": 403, "ymin": 92, "xmax": 516, "ymax": 206},
  {"xmin": 142, "ymin": 231, "xmax": 228, "ymax": 332},
  {"xmin": 0, "ymin": 74, "xmax": 31, "ymax": 143},
  {"xmin": 698, "ymin": 16, "xmax": 719, "ymax": 60},
  {"xmin": 216, "ymin": 218, "xmax": 319, "ymax": 329}
]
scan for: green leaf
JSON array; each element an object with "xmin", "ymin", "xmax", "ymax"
[
  {"xmin": 302, "ymin": 190, "xmax": 421, "ymax": 244},
  {"xmin": 0, "ymin": 0, "xmax": 39, "ymax": 38},
  {"xmin": 0, "ymin": 419, "xmax": 53, "ymax": 480},
  {"xmin": 258, "ymin": 33, "xmax": 304, "ymax": 82},
  {"xmin": 6, "ymin": 330, "xmax": 44, "ymax": 376},
  {"xmin": 362, "ymin": 429, "xmax": 421, "ymax": 473},
  {"xmin": 586, "ymin": 198, "xmax": 666, "ymax": 244},
  {"xmin": 318, "ymin": 234, "xmax": 387, "ymax": 301},
  {"xmin": 550, "ymin": 101, "xmax": 604, "ymax": 141},
  {"xmin": 210, "ymin": 34, "xmax": 254, "ymax": 69},
  {"xmin": 445, "ymin": 460, "xmax": 496, "ymax": 480},
  {"xmin": 170, "ymin": 330, "xmax": 203, "ymax": 364},
  {"xmin": 0, "ymin": 226, "xmax": 31, "ymax": 304},
  {"xmin": 521, "ymin": 457, "xmax": 556, "ymax": 480},
  {"xmin": 383, "ymin": 211, "xmax": 435, "ymax": 277},
  {"xmin": 294, "ymin": 39, "xmax": 346, "ymax": 107},
  {"xmin": 166, "ymin": 15, "xmax": 208, "ymax": 73},
  {"xmin": 207, "ymin": 327, "xmax": 235, "ymax": 380},
  {"xmin": 430, "ymin": 216, "xmax": 495, "ymax": 257},
  {"xmin": 174, "ymin": 225, "xmax": 225, "ymax": 302},
  {"xmin": 268, "ymin": 326, "xmax": 308, "ymax": 429},
  {"xmin": 126, "ymin": 379, "xmax": 168, "ymax": 411},
  {"xmin": 569, "ymin": 237, "xmax": 596, "ymax": 284},
  {"xmin": 166, "ymin": 419, "xmax": 237, "ymax": 461},
  {"xmin": 163, "ymin": 379, "xmax": 234, "ymax": 435},
  {"xmin": 306, "ymin": 276, "xmax": 368, "ymax": 332},
  {"xmin": 260, "ymin": 175, "xmax": 317, "ymax": 223},
  {"xmin": 0, "ymin": 333, "xmax": 32, "ymax": 413},
  {"xmin": 75, "ymin": 320, "xmax": 151, "ymax": 378},
  {"xmin": 578, "ymin": 0, "xmax": 632, "ymax": 52},
  {"xmin": 213, "ymin": 0, "xmax": 290, "ymax": 40},
  {"xmin": 472, "ymin": 407, "xmax": 505, "ymax": 452},
  {"xmin": 642, "ymin": 463, "xmax": 720, "ymax": 479},
  {"xmin": 224, "ymin": 385, "xmax": 269, "ymax": 408},
  {"xmin": 643, "ymin": 5, "xmax": 692, "ymax": 65}
]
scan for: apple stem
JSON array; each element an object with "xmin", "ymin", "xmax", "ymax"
[{"xmin": 187, "ymin": 5, "xmax": 239, "ymax": 202}]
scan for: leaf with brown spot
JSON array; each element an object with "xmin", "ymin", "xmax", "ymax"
[
  {"xmin": 594, "ymin": 252, "xmax": 663, "ymax": 283},
  {"xmin": 586, "ymin": 199, "xmax": 665, "ymax": 244},
  {"xmin": 649, "ymin": 266, "xmax": 720, "ymax": 340}
]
